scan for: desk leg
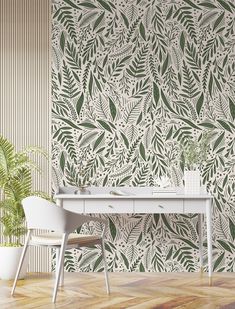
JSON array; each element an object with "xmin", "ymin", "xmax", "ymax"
[
  {"xmin": 198, "ymin": 214, "xmax": 203, "ymax": 274},
  {"xmin": 55, "ymin": 198, "xmax": 64, "ymax": 286},
  {"xmin": 206, "ymin": 199, "xmax": 212, "ymax": 286}
]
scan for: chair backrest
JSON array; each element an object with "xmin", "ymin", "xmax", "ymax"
[{"xmin": 22, "ymin": 196, "xmax": 92, "ymax": 233}]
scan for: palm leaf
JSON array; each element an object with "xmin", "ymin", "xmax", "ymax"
[{"xmin": 0, "ymin": 135, "xmax": 14, "ymax": 173}]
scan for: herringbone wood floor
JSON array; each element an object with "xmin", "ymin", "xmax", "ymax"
[{"xmin": 0, "ymin": 272, "xmax": 235, "ymax": 309}]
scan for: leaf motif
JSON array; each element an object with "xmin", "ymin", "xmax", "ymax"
[
  {"xmin": 54, "ymin": 7, "xmax": 77, "ymax": 43},
  {"xmin": 183, "ymin": 0, "xmax": 201, "ymax": 9},
  {"xmin": 199, "ymin": 121, "xmax": 217, "ymax": 129},
  {"xmin": 63, "ymin": 0, "xmax": 80, "ymax": 9},
  {"xmin": 96, "ymin": 0, "xmax": 112, "ymax": 13},
  {"xmin": 93, "ymin": 11, "xmax": 105, "ymax": 30},
  {"xmin": 139, "ymin": 262, "xmax": 145, "ymax": 271},
  {"xmin": 79, "ymin": 131, "xmax": 98, "ymax": 148},
  {"xmin": 161, "ymin": 90, "xmax": 175, "ymax": 114},
  {"xmin": 124, "ymin": 219, "xmax": 142, "ymax": 243},
  {"xmin": 120, "ymin": 11, "xmax": 129, "ymax": 28},
  {"xmin": 181, "ymin": 60, "xmax": 200, "ymax": 99},
  {"xmin": 153, "ymin": 82, "xmax": 160, "ymax": 106},
  {"xmin": 199, "ymin": 2, "xmax": 217, "ymax": 9},
  {"xmin": 177, "ymin": 238, "xmax": 198, "ymax": 249},
  {"xmin": 162, "ymin": 53, "xmax": 169, "ymax": 75},
  {"xmin": 174, "ymin": 7, "xmax": 197, "ymax": 42},
  {"xmin": 143, "ymin": 6, "xmax": 152, "ymax": 29},
  {"xmin": 59, "ymin": 151, "xmax": 66, "ymax": 173},
  {"xmin": 196, "ymin": 92, "xmax": 204, "ymax": 116},
  {"xmin": 109, "ymin": 218, "xmax": 117, "ymax": 241},
  {"xmin": 125, "ymin": 125, "xmax": 138, "ymax": 143},
  {"xmin": 218, "ymin": 240, "xmax": 232, "ymax": 253},
  {"xmin": 78, "ymin": 2, "xmax": 97, "ymax": 9},
  {"xmin": 213, "ymin": 132, "xmax": 225, "ymax": 151},
  {"xmin": 80, "ymin": 122, "xmax": 97, "ymax": 129},
  {"xmin": 59, "ymin": 117, "xmax": 80, "ymax": 130},
  {"xmin": 139, "ymin": 22, "xmax": 146, "ymax": 41},
  {"xmin": 96, "ymin": 95, "xmax": 109, "ymax": 119},
  {"xmin": 120, "ymin": 252, "xmax": 129, "ymax": 269},
  {"xmin": 139, "ymin": 142, "xmax": 146, "ymax": 161},
  {"xmin": 217, "ymin": 120, "xmax": 233, "ymax": 133},
  {"xmin": 180, "ymin": 31, "xmax": 185, "ymax": 53},
  {"xmin": 93, "ymin": 255, "xmax": 103, "ymax": 271},
  {"xmin": 217, "ymin": 0, "xmax": 232, "ymax": 13},
  {"xmin": 229, "ymin": 97, "xmax": 235, "ymax": 120},
  {"xmin": 79, "ymin": 251, "xmax": 98, "ymax": 268},
  {"xmin": 178, "ymin": 117, "xmax": 201, "ymax": 129},
  {"xmin": 60, "ymin": 31, "xmax": 66, "ymax": 53},
  {"xmin": 125, "ymin": 245, "xmax": 139, "ymax": 264},
  {"xmin": 76, "ymin": 93, "xmax": 84, "ymax": 116},
  {"xmin": 199, "ymin": 11, "xmax": 218, "ymax": 27},
  {"xmin": 208, "ymin": 72, "xmax": 213, "ymax": 97},
  {"xmin": 126, "ymin": 45, "xmax": 148, "ymax": 78},
  {"xmin": 213, "ymin": 12, "xmax": 225, "ymax": 31},
  {"xmin": 124, "ymin": 100, "xmax": 142, "ymax": 123},
  {"xmin": 109, "ymin": 98, "xmax": 117, "ymax": 120},
  {"xmin": 93, "ymin": 132, "xmax": 105, "ymax": 151},
  {"xmin": 213, "ymin": 252, "xmax": 225, "ymax": 271},
  {"xmin": 88, "ymin": 73, "xmax": 93, "ymax": 98},
  {"xmin": 97, "ymin": 119, "xmax": 113, "ymax": 133},
  {"xmin": 229, "ymin": 218, "xmax": 235, "ymax": 241},
  {"xmin": 53, "ymin": 127, "xmax": 77, "ymax": 160},
  {"xmin": 120, "ymin": 132, "xmax": 129, "ymax": 149}
]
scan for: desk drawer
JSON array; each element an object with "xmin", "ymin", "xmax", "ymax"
[
  {"xmin": 85, "ymin": 199, "xmax": 133, "ymax": 213},
  {"xmin": 63, "ymin": 199, "xmax": 84, "ymax": 213},
  {"xmin": 184, "ymin": 200, "xmax": 206, "ymax": 213},
  {"xmin": 134, "ymin": 199, "xmax": 183, "ymax": 213}
]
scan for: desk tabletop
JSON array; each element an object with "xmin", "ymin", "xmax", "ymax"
[
  {"xmin": 54, "ymin": 193, "xmax": 213, "ymax": 199},
  {"xmin": 55, "ymin": 186, "xmax": 212, "ymax": 200}
]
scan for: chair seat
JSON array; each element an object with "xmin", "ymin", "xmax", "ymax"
[{"xmin": 31, "ymin": 232, "xmax": 102, "ymax": 246}]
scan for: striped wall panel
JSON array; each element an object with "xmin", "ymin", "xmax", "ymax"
[{"xmin": 0, "ymin": 0, "xmax": 51, "ymax": 272}]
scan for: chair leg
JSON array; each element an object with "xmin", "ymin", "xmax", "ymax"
[
  {"xmin": 52, "ymin": 234, "xmax": 68, "ymax": 303},
  {"xmin": 11, "ymin": 230, "xmax": 31, "ymax": 296},
  {"xmin": 56, "ymin": 248, "xmax": 64, "ymax": 287},
  {"xmin": 101, "ymin": 240, "xmax": 110, "ymax": 294}
]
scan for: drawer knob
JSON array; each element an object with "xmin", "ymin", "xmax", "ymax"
[
  {"xmin": 108, "ymin": 205, "xmax": 114, "ymax": 208},
  {"xmin": 158, "ymin": 205, "xmax": 164, "ymax": 209}
]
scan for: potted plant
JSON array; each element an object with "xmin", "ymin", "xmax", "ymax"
[
  {"xmin": 0, "ymin": 135, "xmax": 47, "ymax": 279},
  {"xmin": 180, "ymin": 132, "xmax": 211, "ymax": 194}
]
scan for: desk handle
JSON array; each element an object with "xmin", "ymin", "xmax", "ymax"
[
  {"xmin": 108, "ymin": 204, "xmax": 114, "ymax": 208},
  {"xmin": 158, "ymin": 205, "xmax": 164, "ymax": 209}
]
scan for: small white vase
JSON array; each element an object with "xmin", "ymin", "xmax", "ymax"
[
  {"xmin": 184, "ymin": 170, "xmax": 201, "ymax": 195},
  {"xmin": 0, "ymin": 246, "xmax": 29, "ymax": 280}
]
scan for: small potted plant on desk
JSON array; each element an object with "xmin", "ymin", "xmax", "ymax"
[
  {"xmin": 0, "ymin": 135, "xmax": 48, "ymax": 280},
  {"xmin": 181, "ymin": 132, "xmax": 211, "ymax": 195}
]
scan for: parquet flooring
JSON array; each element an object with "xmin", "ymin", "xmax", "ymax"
[{"xmin": 0, "ymin": 272, "xmax": 235, "ymax": 309}]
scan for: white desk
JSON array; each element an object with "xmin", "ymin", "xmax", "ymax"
[{"xmin": 55, "ymin": 186, "xmax": 213, "ymax": 284}]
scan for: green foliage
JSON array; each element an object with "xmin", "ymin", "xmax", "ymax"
[
  {"xmin": 181, "ymin": 132, "xmax": 212, "ymax": 170},
  {"xmin": 0, "ymin": 135, "xmax": 48, "ymax": 245}
]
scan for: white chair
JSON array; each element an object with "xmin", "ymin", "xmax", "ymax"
[{"xmin": 11, "ymin": 196, "xmax": 110, "ymax": 303}]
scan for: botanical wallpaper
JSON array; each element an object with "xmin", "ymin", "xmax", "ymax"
[{"xmin": 52, "ymin": 0, "xmax": 235, "ymax": 272}]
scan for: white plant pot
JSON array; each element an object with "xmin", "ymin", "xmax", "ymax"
[
  {"xmin": 0, "ymin": 246, "xmax": 29, "ymax": 280},
  {"xmin": 184, "ymin": 170, "xmax": 201, "ymax": 195}
]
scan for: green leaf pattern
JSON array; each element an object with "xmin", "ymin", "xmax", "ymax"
[{"xmin": 52, "ymin": 0, "xmax": 235, "ymax": 272}]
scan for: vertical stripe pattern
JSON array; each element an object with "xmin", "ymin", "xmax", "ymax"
[{"xmin": 0, "ymin": 0, "xmax": 51, "ymax": 272}]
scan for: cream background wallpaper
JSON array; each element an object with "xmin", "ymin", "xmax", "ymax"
[{"xmin": 51, "ymin": 0, "xmax": 235, "ymax": 272}]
